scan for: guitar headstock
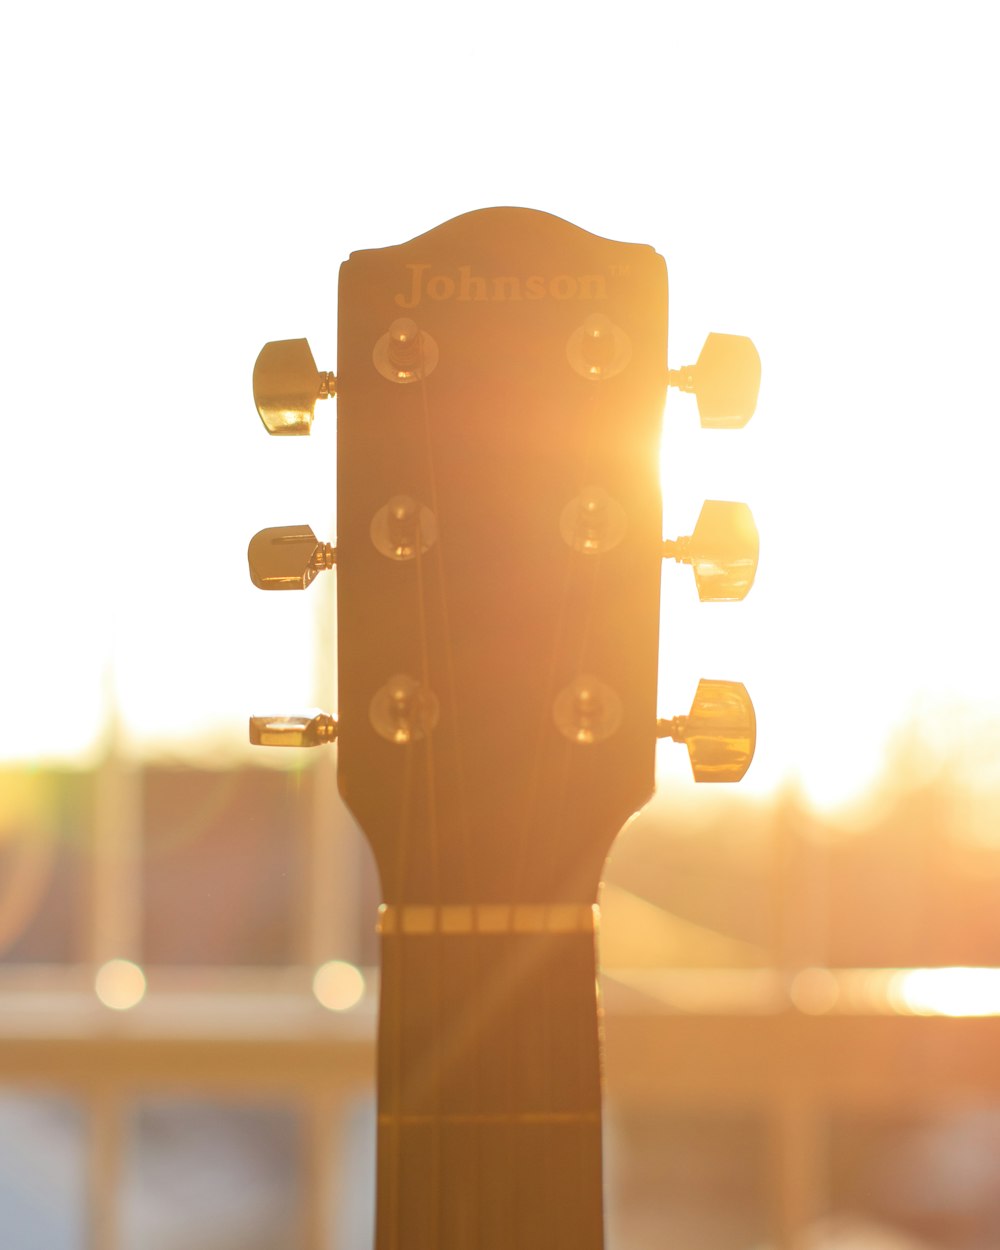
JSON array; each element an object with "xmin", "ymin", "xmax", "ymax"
[{"xmin": 248, "ymin": 207, "xmax": 759, "ymax": 908}]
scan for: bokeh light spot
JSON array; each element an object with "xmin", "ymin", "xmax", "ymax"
[
  {"xmin": 95, "ymin": 958, "xmax": 147, "ymax": 1011},
  {"xmin": 313, "ymin": 960, "xmax": 365, "ymax": 1012},
  {"xmin": 789, "ymin": 966, "xmax": 839, "ymax": 1015}
]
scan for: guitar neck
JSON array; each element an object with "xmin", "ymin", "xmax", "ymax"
[
  {"xmin": 375, "ymin": 903, "xmax": 605, "ymax": 1250},
  {"xmin": 247, "ymin": 206, "xmax": 759, "ymax": 1249}
]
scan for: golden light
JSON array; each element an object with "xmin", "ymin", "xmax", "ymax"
[
  {"xmin": 891, "ymin": 967, "xmax": 1000, "ymax": 1018},
  {"xmin": 313, "ymin": 959, "xmax": 365, "ymax": 1012},
  {"xmin": 0, "ymin": 2, "xmax": 993, "ymax": 833},
  {"xmin": 94, "ymin": 959, "xmax": 147, "ymax": 1011}
]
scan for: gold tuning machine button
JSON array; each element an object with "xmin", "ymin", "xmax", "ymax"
[
  {"xmin": 668, "ymin": 332, "xmax": 760, "ymax": 428},
  {"xmin": 248, "ymin": 525, "xmax": 335, "ymax": 590},
  {"xmin": 663, "ymin": 501, "xmax": 759, "ymax": 602},
  {"xmin": 253, "ymin": 338, "xmax": 335, "ymax": 435},
  {"xmin": 249, "ymin": 712, "xmax": 338, "ymax": 748},
  {"xmin": 657, "ymin": 679, "xmax": 756, "ymax": 782}
]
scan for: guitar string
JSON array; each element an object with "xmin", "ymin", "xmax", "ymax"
[
  {"xmin": 562, "ymin": 550, "xmax": 605, "ymax": 1250},
  {"xmin": 370, "ymin": 347, "xmax": 443, "ymax": 1250},
  {"xmin": 403, "ymin": 359, "xmax": 447, "ymax": 1250},
  {"xmin": 553, "ymin": 352, "xmax": 667, "ymax": 1244},
  {"xmin": 512, "ymin": 372, "xmax": 607, "ymax": 1250},
  {"xmin": 504, "ymin": 436, "xmax": 580, "ymax": 1234},
  {"xmin": 383, "ymin": 538, "xmax": 443, "ymax": 1250},
  {"xmin": 512, "ymin": 549, "xmax": 577, "ymax": 890},
  {"xmin": 515, "ymin": 377, "xmax": 606, "ymax": 885},
  {"xmin": 564, "ymin": 392, "xmax": 615, "ymax": 1250},
  {"xmin": 540, "ymin": 556, "xmax": 603, "ymax": 1250},
  {"xmin": 414, "ymin": 358, "xmax": 474, "ymax": 892},
  {"xmin": 552, "ymin": 383, "xmax": 612, "ymax": 1250},
  {"xmin": 392, "ymin": 319, "xmax": 611, "ymax": 1247},
  {"xmin": 415, "ymin": 345, "xmax": 481, "ymax": 1247},
  {"xmin": 499, "ymin": 361, "xmax": 578, "ymax": 1247},
  {"xmin": 377, "ymin": 295, "xmax": 640, "ymax": 1246},
  {"xmin": 388, "ymin": 740, "xmax": 415, "ymax": 1250},
  {"xmin": 412, "ymin": 516, "xmax": 444, "ymax": 1250},
  {"xmin": 515, "ymin": 542, "xmax": 578, "ymax": 1250},
  {"xmin": 384, "ymin": 366, "xmax": 444, "ymax": 1250},
  {"xmin": 511, "ymin": 374, "xmax": 593, "ymax": 901}
]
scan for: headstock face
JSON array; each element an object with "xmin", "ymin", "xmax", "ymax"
[{"xmin": 336, "ymin": 208, "xmax": 667, "ymax": 906}]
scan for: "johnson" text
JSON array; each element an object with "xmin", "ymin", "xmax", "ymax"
[{"xmin": 395, "ymin": 263, "xmax": 608, "ymax": 309}]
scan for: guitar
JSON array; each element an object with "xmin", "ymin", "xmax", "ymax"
[{"xmin": 246, "ymin": 207, "xmax": 760, "ymax": 1250}]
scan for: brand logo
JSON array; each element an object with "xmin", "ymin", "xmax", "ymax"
[{"xmin": 394, "ymin": 263, "xmax": 608, "ymax": 309}]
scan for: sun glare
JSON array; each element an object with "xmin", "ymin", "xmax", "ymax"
[
  {"xmin": 3, "ymin": 5, "xmax": 997, "ymax": 823},
  {"xmin": 892, "ymin": 968, "xmax": 1000, "ymax": 1019}
]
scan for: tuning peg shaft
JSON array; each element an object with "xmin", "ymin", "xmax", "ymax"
[
  {"xmin": 249, "ymin": 712, "xmax": 338, "ymax": 748},
  {"xmin": 248, "ymin": 525, "xmax": 335, "ymax": 590},
  {"xmin": 657, "ymin": 679, "xmax": 755, "ymax": 782}
]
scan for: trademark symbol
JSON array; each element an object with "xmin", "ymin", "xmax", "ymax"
[{"xmin": 609, "ymin": 264, "xmax": 631, "ymax": 278}]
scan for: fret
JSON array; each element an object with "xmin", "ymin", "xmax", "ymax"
[{"xmin": 378, "ymin": 1111, "xmax": 602, "ymax": 1125}]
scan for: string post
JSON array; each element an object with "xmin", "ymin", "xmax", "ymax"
[
  {"xmin": 567, "ymin": 312, "xmax": 632, "ymax": 381},
  {"xmin": 373, "ymin": 317, "xmax": 439, "ymax": 383},
  {"xmin": 554, "ymin": 675, "xmax": 623, "ymax": 744},
  {"xmin": 369, "ymin": 674, "xmax": 440, "ymax": 744},
  {"xmin": 560, "ymin": 485, "xmax": 627, "ymax": 555},
  {"xmin": 370, "ymin": 495, "xmax": 438, "ymax": 561}
]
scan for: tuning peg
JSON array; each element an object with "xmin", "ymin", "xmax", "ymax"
[
  {"xmin": 249, "ymin": 712, "xmax": 338, "ymax": 747},
  {"xmin": 668, "ymin": 333, "xmax": 760, "ymax": 428},
  {"xmin": 253, "ymin": 338, "xmax": 335, "ymax": 435},
  {"xmin": 663, "ymin": 501, "xmax": 759, "ymax": 601},
  {"xmin": 248, "ymin": 525, "xmax": 335, "ymax": 591},
  {"xmin": 657, "ymin": 679, "xmax": 755, "ymax": 782}
]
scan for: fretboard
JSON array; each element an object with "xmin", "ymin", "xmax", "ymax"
[{"xmin": 374, "ymin": 904, "xmax": 605, "ymax": 1250}]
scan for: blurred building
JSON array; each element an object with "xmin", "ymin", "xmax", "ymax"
[{"xmin": 2, "ymin": 755, "xmax": 1000, "ymax": 1249}]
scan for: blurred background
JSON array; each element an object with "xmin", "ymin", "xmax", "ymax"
[{"xmin": 2, "ymin": 2, "xmax": 999, "ymax": 1247}]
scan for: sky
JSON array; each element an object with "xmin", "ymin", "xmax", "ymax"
[{"xmin": 2, "ymin": 1, "xmax": 998, "ymax": 809}]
